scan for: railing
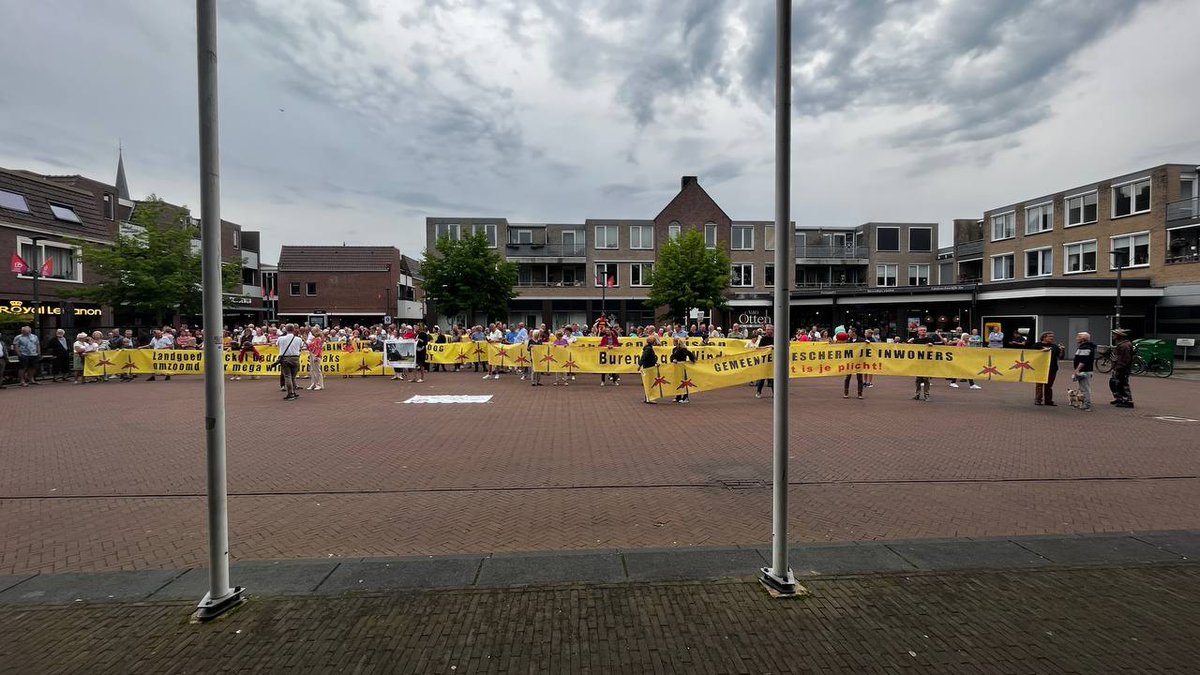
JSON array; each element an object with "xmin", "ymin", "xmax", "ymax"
[
  {"xmin": 505, "ymin": 243, "xmax": 587, "ymax": 257},
  {"xmin": 795, "ymin": 245, "xmax": 869, "ymax": 260},
  {"xmin": 1167, "ymin": 197, "xmax": 1199, "ymax": 222},
  {"xmin": 793, "ymin": 281, "xmax": 867, "ymax": 290},
  {"xmin": 516, "ymin": 280, "xmax": 588, "ymax": 288},
  {"xmin": 955, "ymin": 240, "xmax": 984, "ymax": 257}
]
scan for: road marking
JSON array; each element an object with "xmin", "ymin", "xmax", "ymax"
[{"xmin": 1149, "ymin": 415, "xmax": 1198, "ymax": 423}]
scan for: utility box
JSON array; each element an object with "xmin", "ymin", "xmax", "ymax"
[{"xmin": 1132, "ymin": 338, "xmax": 1174, "ymax": 364}]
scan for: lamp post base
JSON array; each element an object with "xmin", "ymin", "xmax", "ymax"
[
  {"xmin": 192, "ymin": 586, "xmax": 246, "ymax": 623},
  {"xmin": 759, "ymin": 567, "xmax": 806, "ymax": 598}
]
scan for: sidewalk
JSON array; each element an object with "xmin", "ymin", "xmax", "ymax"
[{"xmin": 1, "ymin": 532, "xmax": 1197, "ymax": 673}]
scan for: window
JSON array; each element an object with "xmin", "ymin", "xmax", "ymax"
[
  {"xmin": 668, "ymin": 221, "xmax": 681, "ymax": 241},
  {"xmin": 704, "ymin": 223, "xmax": 717, "ymax": 249},
  {"xmin": 629, "ymin": 225, "xmax": 654, "ymax": 249},
  {"xmin": 48, "ymin": 203, "xmax": 82, "ymax": 223},
  {"xmin": 289, "ymin": 282, "xmax": 301, "ymax": 296},
  {"xmin": 875, "ymin": 264, "xmax": 897, "ymax": 287},
  {"xmin": 908, "ymin": 228, "xmax": 932, "ymax": 251},
  {"xmin": 765, "ymin": 264, "xmax": 775, "ymax": 286},
  {"xmin": 991, "ymin": 254, "xmax": 1015, "ymax": 281},
  {"xmin": 233, "ymin": 229, "xmax": 241, "ymax": 249},
  {"xmin": 731, "ymin": 225, "xmax": 754, "ymax": 250},
  {"xmin": 765, "ymin": 226, "xmax": 775, "ymax": 251},
  {"xmin": 468, "ymin": 223, "xmax": 497, "ymax": 247},
  {"xmin": 511, "ymin": 229, "xmax": 533, "ymax": 244},
  {"xmin": 907, "ymin": 264, "xmax": 930, "ymax": 286},
  {"xmin": 595, "ymin": 263, "xmax": 618, "ymax": 286},
  {"xmin": 306, "ymin": 282, "xmax": 317, "ymax": 296},
  {"xmin": 1024, "ymin": 203, "xmax": 1053, "ymax": 235},
  {"xmin": 1025, "ymin": 248, "xmax": 1052, "ymax": 277},
  {"xmin": 1066, "ymin": 192, "xmax": 1097, "ymax": 227},
  {"xmin": 594, "ymin": 225, "xmax": 618, "ymax": 249},
  {"xmin": 991, "ymin": 212, "xmax": 1015, "ymax": 241},
  {"xmin": 18, "ymin": 239, "xmax": 81, "ymax": 282},
  {"xmin": 876, "ymin": 227, "xmax": 900, "ymax": 251},
  {"xmin": 1113, "ymin": 178, "xmax": 1151, "ymax": 218},
  {"xmin": 103, "ymin": 194, "xmax": 114, "ymax": 220},
  {"xmin": 1064, "ymin": 240, "xmax": 1098, "ymax": 274},
  {"xmin": 630, "ymin": 262, "xmax": 653, "ymax": 286},
  {"xmin": 434, "ymin": 223, "xmax": 460, "ymax": 241},
  {"xmin": 1110, "ymin": 232, "xmax": 1150, "ymax": 268},
  {"xmin": 0, "ymin": 189, "xmax": 30, "ymax": 212},
  {"xmin": 730, "ymin": 263, "xmax": 754, "ymax": 287}
]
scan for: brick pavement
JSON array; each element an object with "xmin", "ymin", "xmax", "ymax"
[
  {"xmin": 1, "ymin": 564, "xmax": 1198, "ymax": 673},
  {"xmin": 2, "ymin": 367, "xmax": 1198, "ymax": 574}
]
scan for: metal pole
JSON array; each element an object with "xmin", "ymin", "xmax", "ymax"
[
  {"xmin": 30, "ymin": 237, "xmax": 43, "ymax": 345},
  {"xmin": 1113, "ymin": 254, "xmax": 1123, "ymax": 332},
  {"xmin": 194, "ymin": 0, "xmax": 243, "ymax": 621},
  {"xmin": 760, "ymin": 0, "xmax": 799, "ymax": 596}
]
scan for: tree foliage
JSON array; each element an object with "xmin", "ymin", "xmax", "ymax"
[
  {"xmin": 72, "ymin": 196, "xmax": 241, "ymax": 324},
  {"xmin": 420, "ymin": 232, "xmax": 518, "ymax": 322},
  {"xmin": 647, "ymin": 229, "xmax": 731, "ymax": 323}
]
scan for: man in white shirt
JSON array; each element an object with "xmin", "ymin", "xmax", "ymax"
[
  {"xmin": 145, "ymin": 329, "xmax": 174, "ymax": 381},
  {"xmin": 277, "ymin": 323, "xmax": 305, "ymax": 400}
]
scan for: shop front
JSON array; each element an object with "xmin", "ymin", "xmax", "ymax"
[{"xmin": 0, "ymin": 298, "xmax": 108, "ymax": 337}]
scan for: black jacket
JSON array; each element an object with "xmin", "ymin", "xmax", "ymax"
[
  {"xmin": 670, "ymin": 345, "xmax": 696, "ymax": 364},
  {"xmin": 639, "ymin": 344, "xmax": 658, "ymax": 369}
]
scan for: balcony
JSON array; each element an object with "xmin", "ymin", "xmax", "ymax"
[
  {"xmin": 241, "ymin": 250, "xmax": 259, "ymax": 269},
  {"xmin": 516, "ymin": 280, "xmax": 587, "ymax": 288},
  {"xmin": 794, "ymin": 281, "xmax": 868, "ymax": 291},
  {"xmin": 795, "ymin": 245, "xmax": 869, "ymax": 262},
  {"xmin": 955, "ymin": 240, "xmax": 984, "ymax": 257},
  {"xmin": 504, "ymin": 242, "xmax": 587, "ymax": 261},
  {"xmin": 1168, "ymin": 196, "xmax": 1198, "ymax": 223},
  {"xmin": 242, "ymin": 284, "xmax": 261, "ymax": 297}
]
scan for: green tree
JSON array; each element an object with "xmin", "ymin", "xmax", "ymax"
[
  {"xmin": 647, "ymin": 229, "xmax": 731, "ymax": 323},
  {"xmin": 72, "ymin": 196, "xmax": 241, "ymax": 325},
  {"xmin": 420, "ymin": 232, "xmax": 518, "ymax": 322}
]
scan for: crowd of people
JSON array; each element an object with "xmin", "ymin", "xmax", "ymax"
[{"xmin": 1, "ymin": 319, "xmax": 1134, "ymax": 409}]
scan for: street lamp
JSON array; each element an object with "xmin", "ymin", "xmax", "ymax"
[
  {"xmin": 1111, "ymin": 249, "xmax": 1129, "ymax": 332},
  {"xmin": 30, "ymin": 236, "xmax": 45, "ymax": 340}
]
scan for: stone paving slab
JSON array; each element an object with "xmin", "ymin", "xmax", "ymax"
[
  {"xmin": 0, "ymin": 569, "xmax": 182, "ymax": 605},
  {"xmin": 0, "ymin": 574, "xmax": 36, "ymax": 594},
  {"xmin": 1, "ymin": 531, "xmax": 1195, "ymax": 607},
  {"xmin": 2, "ymin": 565, "xmax": 1199, "ymax": 674},
  {"xmin": 1133, "ymin": 530, "xmax": 1200, "ymax": 557},
  {"xmin": 1019, "ymin": 534, "xmax": 1185, "ymax": 565},
  {"xmin": 477, "ymin": 551, "xmax": 625, "ymax": 586}
]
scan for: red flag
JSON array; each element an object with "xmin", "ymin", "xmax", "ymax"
[
  {"xmin": 10, "ymin": 253, "xmax": 29, "ymax": 275},
  {"xmin": 606, "ymin": 276, "xmax": 616, "ymax": 288},
  {"xmin": 39, "ymin": 257, "xmax": 53, "ymax": 277}
]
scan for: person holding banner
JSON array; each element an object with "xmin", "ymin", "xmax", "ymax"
[
  {"xmin": 414, "ymin": 324, "xmax": 430, "ymax": 383},
  {"xmin": 599, "ymin": 326, "xmax": 620, "ymax": 386},
  {"xmin": 527, "ymin": 329, "xmax": 545, "ymax": 386},
  {"xmin": 638, "ymin": 334, "xmax": 658, "ymax": 403},
  {"xmin": 670, "ymin": 337, "xmax": 697, "ymax": 403},
  {"xmin": 842, "ymin": 328, "xmax": 865, "ymax": 399},
  {"xmin": 908, "ymin": 325, "xmax": 943, "ymax": 401},
  {"xmin": 754, "ymin": 325, "xmax": 775, "ymax": 399}
]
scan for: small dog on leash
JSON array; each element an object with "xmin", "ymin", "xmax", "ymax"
[{"xmin": 1066, "ymin": 388, "xmax": 1084, "ymax": 409}]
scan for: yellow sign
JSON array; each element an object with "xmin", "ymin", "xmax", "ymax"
[{"xmin": 640, "ymin": 344, "xmax": 1052, "ymax": 401}]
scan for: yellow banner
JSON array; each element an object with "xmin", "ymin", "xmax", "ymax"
[
  {"xmin": 84, "ymin": 348, "xmax": 391, "ymax": 377},
  {"xmin": 640, "ymin": 344, "xmax": 1052, "ymax": 400},
  {"xmin": 428, "ymin": 341, "xmax": 488, "ymax": 365},
  {"xmin": 524, "ymin": 345, "xmax": 749, "ymax": 373}
]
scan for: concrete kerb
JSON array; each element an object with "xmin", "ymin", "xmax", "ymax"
[{"xmin": 0, "ymin": 531, "xmax": 1196, "ymax": 607}]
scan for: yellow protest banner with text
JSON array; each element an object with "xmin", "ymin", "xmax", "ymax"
[
  {"xmin": 640, "ymin": 344, "xmax": 1052, "ymax": 401},
  {"xmin": 428, "ymin": 341, "xmax": 488, "ymax": 365}
]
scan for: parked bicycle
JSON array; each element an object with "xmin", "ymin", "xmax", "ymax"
[
  {"xmin": 1095, "ymin": 345, "xmax": 1114, "ymax": 373},
  {"xmin": 1132, "ymin": 353, "xmax": 1174, "ymax": 378}
]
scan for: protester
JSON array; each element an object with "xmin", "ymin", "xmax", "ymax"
[
  {"xmin": 755, "ymin": 324, "xmax": 775, "ymax": 399},
  {"xmin": 45, "ymin": 329, "xmax": 70, "ymax": 382},
  {"xmin": 306, "ymin": 327, "xmax": 325, "ymax": 391},
  {"xmin": 414, "ymin": 323, "xmax": 430, "ymax": 383},
  {"xmin": 71, "ymin": 332, "xmax": 91, "ymax": 384},
  {"xmin": 144, "ymin": 329, "xmax": 173, "ymax": 382},
  {"xmin": 638, "ymin": 334, "xmax": 658, "ymax": 403},
  {"xmin": 1034, "ymin": 331, "xmax": 1063, "ymax": 406},
  {"xmin": 1109, "ymin": 328, "xmax": 1134, "ymax": 408},
  {"xmin": 948, "ymin": 331, "xmax": 980, "ymax": 389},
  {"xmin": 670, "ymin": 337, "xmax": 696, "ymax": 403},
  {"xmin": 907, "ymin": 325, "xmax": 942, "ymax": 401},
  {"xmin": 842, "ymin": 328, "xmax": 865, "ymax": 399},
  {"xmin": 987, "ymin": 326, "xmax": 1004, "ymax": 349},
  {"xmin": 527, "ymin": 329, "xmax": 544, "ymax": 386},
  {"xmin": 599, "ymin": 326, "xmax": 620, "ymax": 386},
  {"xmin": 13, "ymin": 325, "xmax": 41, "ymax": 386},
  {"xmin": 277, "ymin": 324, "xmax": 304, "ymax": 401}
]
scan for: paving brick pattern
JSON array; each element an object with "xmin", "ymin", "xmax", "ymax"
[
  {"xmin": 2, "ymin": 368, "xmax": 1199, "ymax": 574},
  {"xmin": 1, "ymin": 564, "xmax": 1198, "ymax": 673}
]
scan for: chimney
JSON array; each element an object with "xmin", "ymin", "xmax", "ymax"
[{"xmin": 681, "ymin": 176, "xmax": 698, "ymax": 189}]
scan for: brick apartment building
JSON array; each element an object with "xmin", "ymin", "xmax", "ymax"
[
  {"xmin": 426, "ymin": 176, "xmax": 943, "ymax": 336},
  {"xmin": 940, "ymin": 163, "xmax": 1200, "ymax": 350},
  {"xmin": 276, "ymin": 246, "xmax": 422, "ymax": 327}
]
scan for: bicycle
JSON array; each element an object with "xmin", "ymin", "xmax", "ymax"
[
  {"xmin": 1132, "ymin": 353, "xmax": 1173, "ymax": 378},
  {"xmin": 1094, "ymin": 345, "xmax": 1113, "ymax": 373}
]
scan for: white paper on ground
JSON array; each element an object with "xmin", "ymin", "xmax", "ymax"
[{"xmin": 403, "ymin": 395, "xmax": 493, "ymax": 404}]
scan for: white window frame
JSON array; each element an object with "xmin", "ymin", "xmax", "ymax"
[
  {"xmin": 990, "ymin": 211, "xmax": 1015, "ymax": 242},
  {"xmin": 434, "ymin": 223, "xmax": 460, "ymax": 241},
  {"xmin": 305, "ymin": 282, "xmax": 317, "ymax": 296},
  {"xmin": 990, "ymin": 253, "xmax": 1015, "ymax": 281},
  {"xmin": 907, "ymin": 227, "xmax": 933, "ymax": 252},
  {"xmin": 629, "ymin": 225, "xmax": 654, "ymax": 250},
  {"xmin": 1111, "ymin": 177, "xmax": 1152, "ymax": 219},
  {"xmin": 470, "ymin": 223, "xmax": 497, "ymax": 247},
  {"xmin": 1065, "ymin": 191, "xmax": 1097, "ymax": 227},
  {"xmin": 630, "ymin": 262, "xmax": 653, "ymax": 287},
  {"xmin": 595, "ymin": 262, "xmax": 619, "ymax": 287},
  {"xmin": 875, "ymin": 227, "xmax": 900, "ymax": 252},
  {"xmin": 704, "ymin": 223, "xmax": 717, "ymax": 249},
  {"xmin": 875, "ymin": 263, "xmax": 897, "ymax": 287},
  {"xmin": 594, "ymin": 225, "xmax": 618, "ymax": 249},
  {"xmin": 668, "ymin": 221, "xmax": 681, "ymax": 241},
  {"xmin": 512, "ymin": 228, "xmax": 534, "ymax": 244},
  {"xmin": 1024, "ymin": 246, "xmax": 1053, "ymax": 278},
  {"xmin": 1109, "ymin": 231, "xmax": 1151, "ymax": 269},
  {"xmin": 907, "ymin": 263, "xmax": 930, "ymax": 286},
  {"xmin": 730, "ymin": 263, "xmax": 754, "ymax": 287},
  {"xmin": 764, "ymin": 263, "xmax": 775, "ymax": 287},
  {"xmin": 1063, "ymin": 239, "xmax": 1098, "ymax": 275},
  {"xmin": 1024, "ymin": 202, "xmax": 1054, "ymax": 235},
  {"xmin": 289, "ymin": 281, "xmax": 301, "ymax": 296},
  {"xmin": 764, "ymin": 226, "xmax": 775, "ymax": 251},
  {"xmin": 731, "ymin": 225, "xmax": 754, "ymax": 250},
  {"xmin": 16, "ymin": 237, "xmax": 83, "ymax": 283}
]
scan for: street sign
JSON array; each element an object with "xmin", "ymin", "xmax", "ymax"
[
  {"xmin": 1177, "ymin": 338, "xmax": 1195, "ymax": 347},
  {"xmin": 384, "ymin": 315, "xmax": 393, "ymax": 325}
]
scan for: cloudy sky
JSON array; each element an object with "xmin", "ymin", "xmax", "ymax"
[{"xmin": 2, "ymin": 0, "xmax": 1196, "ymax": 261}]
